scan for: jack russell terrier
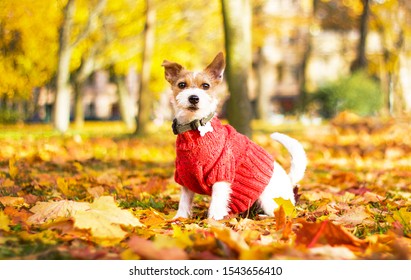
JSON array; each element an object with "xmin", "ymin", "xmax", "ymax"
[{"xmin": 162, "ymin": 52, "xmax": 307, "ymax": 220}]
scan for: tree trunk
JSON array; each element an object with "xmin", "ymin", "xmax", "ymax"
[
  {"xmin": 255, "ymin": 47, "xmax": 275, "ymax": 120},
  {"xmin": 53, "ymin": 0, "xmax": 107, "ymax": 132},
  {"xmin": 298, "ymin": 0, "xmax": 318, "ymax": 115},
  {"xmin": 54, "ymin": 0, "xmax": 75, "ymax": 133},
  {"xmin": 221, "ymin": 0, "xmax": 253, "ymax": 137},
  {"xmin": 115, "ymin": 74, "xmax": 136, "ymax": 130},
  {"xmin": 135, "ymin": 0, "xmax": 156, "ymax": 136},
  {"xmin": 351, "ymin": 0, "xmax": 370, "ymax": 72},
  {"xmin": 73, "ymin": 80, "xmax": 85, "ymax": 128}
]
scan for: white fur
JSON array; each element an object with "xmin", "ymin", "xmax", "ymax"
[
  {"xmin": 172, "ymin": 88, "xmax": 217, "ymax": 124},
  {"xmin": 257, "ymin": 133, "xmax": 307, "ymax": 216},
  {"xmin": 174, "ymin": 186, "xmax": 195, "ymax": 219},
  {"xmin": 208, "ymin": 181, "xmax": 232, "ymax": 220},
  {"xmin": 270, "ymin": 132, "xmax": 307, "ymax": 185}
]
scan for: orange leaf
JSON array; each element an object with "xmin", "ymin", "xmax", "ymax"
[
  {"xmin": 274, "ymin": 205, "xmax": 286, "ymax": 231},
  {"xmin": 128, "ymin": 236, "xmax": 188, "ymax": 260},
  {"xmin": 296, "ymin": 220, "xmax": 367, "ymax": 250},
  {"xmin": 281, "ymin": 220, "xmax": 293, "ymax": 240},
  {"xmin": 3, "ymin": 206, "xmax": 31, "ymax": 230},
  {"xmin": 0, "ymin": 196, "xmax": 25, "ymax": 207}
]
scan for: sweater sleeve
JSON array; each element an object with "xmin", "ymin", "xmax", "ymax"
[{"xmin": 205, "ymin": 146, "xmax": 236, "ymax": 186}]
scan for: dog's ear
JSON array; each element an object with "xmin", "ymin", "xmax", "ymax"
[
  {"xmin": 161, "ymin": 60, "xmax": 184, "ymax": 84},
  {"xmin": 204, "ymin": 52, "xmax": 225, "ymax": 83}
]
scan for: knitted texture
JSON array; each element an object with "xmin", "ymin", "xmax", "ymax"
[{"xmin": 175, "ymin": 117, "xmax": 274, "ymax": 213}]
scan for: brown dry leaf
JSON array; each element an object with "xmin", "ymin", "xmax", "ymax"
[
  {"xmin": 296, "ymin": 220, "xmax": 367, "ymax": 250},
  {"xmin": 28, "ymin": 200, "xmax": 90, "ymax": 224},
  {"xmin": 330, "ymin": 205, "xmax": 372, "ymax": 226},
  {"xmin": 0, "ymin": 196, "xmax": 25, "ymax": 207},
  {"xmin": 128, "ymin": 236, "xmax": 188, "ymax": 260},
  {"xmin": 274, "ymin": 205, "xmax": 286, "ymax": 231},
  {"xmin": 87, "ymin": 186, "xmax": 105, "ymax": 198},
  {"xmin": 73, "ymin": 196, "xmax": 144, "ymax": 241}
]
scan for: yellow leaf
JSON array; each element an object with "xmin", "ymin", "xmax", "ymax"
[
  {"xmin": 392, "ymin": 208, "xmax": 411, "ymax": 229},
  {"xmin": 8, "ymin": 158, "xmax": 18, "ymax": 180},
  {"xmin": 211, "ymin": 224, "xmax": 249, "ymax": 253},
  {"xmin": 171, "ymin": 224, "xmax": 194, "ymax": 247},
  {"xmin": 0, "ymin": 210, "xmax": 11, "ymax": 232},
  {"xmin": 273, "ymin": 198, "xmax": 297, "ymax": 218},
  {"xmin": 73, "ymin": 196, "xmax": 144, "ymax": 241},
  {"xmin": 57, "ymin": 177, "xmax": 70, "ymax": 197},
  {"xmin": 28, "ymin": 200, "xmax": 90, "ymax": 224}
]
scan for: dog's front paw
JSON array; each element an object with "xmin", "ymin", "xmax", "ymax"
[
  {"xmin": 173, "ymin": 210, "xmax": 190, "ymax": 220},
  {"xmin": 207, "ymin": 210, "xmax": 229, "ymax": 221}
]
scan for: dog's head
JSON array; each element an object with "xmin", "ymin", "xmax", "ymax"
[{"xmin": 162, "ymin": 52, "xmax": 225, "ymax": 124}]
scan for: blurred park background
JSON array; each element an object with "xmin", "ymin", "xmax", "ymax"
[{"xmin": 0, "ymin": 0, "xmax": 410, "ymax": 135}]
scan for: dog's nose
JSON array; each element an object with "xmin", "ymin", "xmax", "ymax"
[{"xmin": 188, "ymin": 95, "xmax": 200, "ymax": 105}]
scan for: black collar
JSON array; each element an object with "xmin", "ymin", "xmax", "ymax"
[{"xmin": 172, "ymin": 113, "xmax": 214, "ymax": 135}]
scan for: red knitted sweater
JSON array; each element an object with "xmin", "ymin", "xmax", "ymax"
[{"xmin": 174, "ymin": 117, "xmax": 274, "ymax": 213}]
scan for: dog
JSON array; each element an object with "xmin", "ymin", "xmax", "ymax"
[{"xmin": 162, "ymin": 52, "xmax": 307, "ymax": 220}]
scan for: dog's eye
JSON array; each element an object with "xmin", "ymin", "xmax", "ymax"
[
  {"xmin": 201, "ymin": 83, "xmax": 210, "ymax": 90},
  {"xmin": 177, "ymin": 82, "xmax": 186, "ymax": 89}
]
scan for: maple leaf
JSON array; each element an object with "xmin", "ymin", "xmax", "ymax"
[
  {"xmin": 273, "ymin": 198, "xmax": 297, "ymax": 218},
  {"xmin": 73, "ymin": 196, "xmax": 144, "ymax": 242},
  {"xmin": 0, "ymin": 196, "xmax": 25, "ymax": 207},
  {"xmin": 296, "ymin": 220, "xmax": 367, "ymax": 250},
  {"xmin": 330, "ymin": 205, "xmax": 372, "ymax": 226},
  {"xmin": 128, "ymin": 236, "xmax": 188, "ymax": 260},
  {"xmin": 28, "ymin": 200, "xmax": 90, "ymax": 224}
]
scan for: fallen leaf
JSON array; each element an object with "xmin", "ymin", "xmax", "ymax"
[
  {"xmin": 391, "ymin": 208, "xmax": 411, "ymax": 233},
  {"xmin": 330, "ymin": 206, "xmax": 372, "ymax": 226},
  {"xmin": 8, "ymin": 158, "xmax": 18, "ymax": 180},
  {"xmin": 211, "ymin": 224, "xmax": 249, "ymax": 253},
  {"xmin": 73, "ymin": 196, "xmax": 144, "ymax": 241},
  {"xmin": 296, "ymin": 220, "xmax": 367, "ymax": 250},
  {"xmin": 274, "ymin": 206, "xmax": 286, "ymax": 231},
  {"xmin": 28, "ymin": 200, "xmax": 90, "ymax": 224},
  {"xmin": 0, "ymin": 196, "xmax": 25, "ymax": 207},
  {"xmin": 56, "ymin": 177, "xmax": 70, "ymax": 197},
  {"xmin": 274, "ymin": 198, "xmax": 297, "ymax": 218},
  {"xmin": 309, "ymin": 245, "xmax": 357, "ymax": 259},
  {"xmin": 0, "ymin": 210, "xmax": 11, "ymax": 232},
  {"xmin": 128, "ymin": 236, "xmax": 188, "ymax": 260},
  {"xmin": 87, "ymin": 186, "xmax": 105, "ymax": 198},
  {"xmin": 4, "ymin": 206, "xmax": 31, "ymax": 230}
]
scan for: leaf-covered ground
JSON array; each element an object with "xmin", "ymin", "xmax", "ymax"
[{"xmin": 1, "ymin": 115, "xmax": 411, "ymax": 260}]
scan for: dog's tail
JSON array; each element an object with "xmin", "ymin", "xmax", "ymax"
[{"xmin": 270, "ymin": 132, "xmax": 307, "ymax": 185}]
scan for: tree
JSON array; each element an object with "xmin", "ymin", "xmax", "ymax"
[
  {"xmin": 0, "ymin": 0, "xmax": 59, "ymax": 101},
  {"xmin": 221, "ymin": 0, "xmax": 253, "ymax": 137},
  {"xmin": 54, "ymin": 0, "xmax": 107, "ymax": 133},
  {"xmin": 351, "ymin": 0, "xmax": 370, "ymax": 72},
  {"xmin": 371, "ymin": 0, "xmax": 411, "ymax": 115},
  {"xmin": 135, "ymin": 0, "xmax": 156, "ymax": 136}
]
